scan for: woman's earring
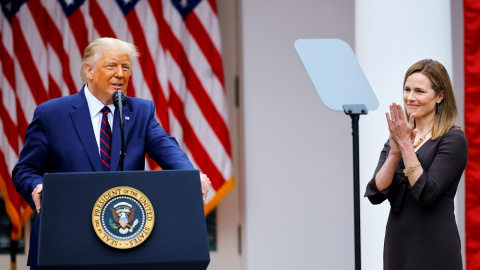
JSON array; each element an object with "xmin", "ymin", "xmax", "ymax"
[{"xmin": 436, "ymin": 103, "xmax": 440, "ymax": 114}]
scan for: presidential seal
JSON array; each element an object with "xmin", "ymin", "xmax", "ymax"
[{"xmin": 92, "ymin": 186, "xmax": 154, "ymax": 249}]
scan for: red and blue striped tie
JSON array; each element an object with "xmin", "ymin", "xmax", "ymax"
[{"xmin": 100, "ymin": 106, "xmax": 112, "ymax": 171}]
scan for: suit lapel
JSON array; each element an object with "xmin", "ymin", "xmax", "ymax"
[
  {"xmin": 110, "ymin": 102, "xmax": 132, "ymax": 171},
  {"xmin": 70, "ymin": 88, "xmax": 103, "ymax": 171}
]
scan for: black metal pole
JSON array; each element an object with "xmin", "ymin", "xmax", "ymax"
[
  {"xmin": 350, "ymin": 113, "xmax": 361, "ymax": 270},
  {"xmin": 113, "ymin": 90, "xmax": 126, "ymax": 171},
  {"xmin": 10, "ymin": 239, "xmax": 17, "ymax": 270},
  {"xmin": 343, "ymin": 104, "xmax": 366, "ymax": 270}
]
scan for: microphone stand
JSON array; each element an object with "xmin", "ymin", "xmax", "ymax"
[{"xmin": 113, "ymin": 91, "xmax": 126, "ymax": 171}]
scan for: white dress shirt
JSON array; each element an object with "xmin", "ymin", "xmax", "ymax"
[{"xmin": 84, "ymin": 85, "xmax": 115, "ymax": 156}]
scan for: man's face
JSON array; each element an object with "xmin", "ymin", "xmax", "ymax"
[{"xmin": 85, "ymin": 51, "xmax": 131, "ymax": 105}]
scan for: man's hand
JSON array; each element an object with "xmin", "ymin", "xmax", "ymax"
[
  {"xmin": 200, "ymin": 173, "xmax": 211, "ymax": 201},
  {"xmin": 32, "ymin": 184, "xmax": 43, "ymax": 213}
]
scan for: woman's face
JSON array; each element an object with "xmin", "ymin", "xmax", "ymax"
[{"xmin": 403, "ymin": 72, "xmax": 443, "ymax": 120}]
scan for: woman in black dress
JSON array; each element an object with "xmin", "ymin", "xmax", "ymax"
[{"xmin": 365, "ymin": 59, "xmax": 467, "ymax": 270}]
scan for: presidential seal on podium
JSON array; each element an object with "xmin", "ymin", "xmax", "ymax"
[{"xmin": 92, "ymin": 186, "xmax": 155, "ymax": 249}]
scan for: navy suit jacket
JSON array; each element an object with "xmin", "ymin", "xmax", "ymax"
[{"xmin": 12, "ymin": 87, "xmax": 194, "ymax": 268}]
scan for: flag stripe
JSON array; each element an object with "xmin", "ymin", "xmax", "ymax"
[
  {"xmin": 47, "ymin": 74, "xmax": 62, "ymax": 99},
  {"xmin": 28, "ymin": 0, "xmax": 78, "ymax": 96},
  {"xmin": 134, "ymin": 1, "xmax": 169, "ymax": 103},
  {"xmin": 0, "ymin": 32, "xmax": 16, "ymax": 91},
  {"xmin": 206, "ymin": 0, "xmax": 218, "ymax": 15},
  {"xmin": 168, "ymin": 82, "xmax": 225, "ymax": 189},
  {"xmin": 124, "ymin": 10, "xmax": 170, "ymax": 130},
  {"xmin": 41, "ymin": 0, "xmax": 84, "ymax": 93},
  {"xmin": 0, "ymin": 31, "xmax": 23, "ymax": 132},
  {"xmin": 68, "ymin": 8, "xmax": 90, "ymax": 57},
  {"xmin": 46, "ymin": 46, "xmax": 66, "ymax": 97},
  {"xmin": 17, "ymin": 6, "xmax": 50, "ymax": 93},
  {"xmin": 0, "ymin": 68, "xmax": 18, "ymax": 128},
  {"xmin": 195, "ymin": 1, "xmax": 222, "ymax": 53},
  {"xmin": 89, "ymin": 0, "xmax": 116, "ymax": 38},
  {"xmin": 26, "ymin": 0, "xmax": 48, "ymax": 46},
  {"xmin": 15, "ymin": 97, "xmax": 29, "ymax": 145},
  {"xmin": 0, "ymin": 88, "xmax": 19, "ymax": 155},
  {"xmin": 184, "ymin": 12, "xmax": 224, "ymax": 86},
  {"xmin": 15, "ymin": 62, "xmax": 37, "ymax": 126},
  {"xmin": 5, "ymin": 26, "xmax": 37, "ymax": 129},
  {"xmin": 11, "ymin": 16, "xmax": 48, "ymax": 105}
]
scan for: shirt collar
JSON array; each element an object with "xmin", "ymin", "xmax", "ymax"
[{"xmin": 84, "ymin": 84, "xmax": 115, "ymax": 117}]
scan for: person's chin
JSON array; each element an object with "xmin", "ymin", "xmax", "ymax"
[{"xmin": 407, "ymin": 107, "xmax": 418, "ymax": 115}]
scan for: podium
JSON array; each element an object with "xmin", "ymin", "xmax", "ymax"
[{"xmin": 37, "ymin": 170, "xmax": 210, "ymax": 270}]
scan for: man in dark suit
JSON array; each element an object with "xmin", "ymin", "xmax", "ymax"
[{"xmin": 12, "ymin": 37, "xmax": 211, "ymax": 269}]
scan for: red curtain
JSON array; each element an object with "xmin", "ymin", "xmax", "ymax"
[{"xmin": 464, "ymin": 1, "xmax": 480, "ymax": 269}]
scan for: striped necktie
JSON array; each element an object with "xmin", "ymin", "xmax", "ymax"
[{"xmin": 100, "ymin": 106, "xmax": 112, "ymax": 171}]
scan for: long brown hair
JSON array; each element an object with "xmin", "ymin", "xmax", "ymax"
[{"xmin": 403, "ymin": 59, "xmax": 458, "ymax": 140}]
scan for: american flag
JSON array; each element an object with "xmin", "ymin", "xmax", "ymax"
[{"xmin": 0, "ymin": 0, "xmax": 234, "ymax": 240}]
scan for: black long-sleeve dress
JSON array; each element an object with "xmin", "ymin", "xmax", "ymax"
[{"xmin": 365, "ymin": 128, "xmax": 468, "ymax": 270}]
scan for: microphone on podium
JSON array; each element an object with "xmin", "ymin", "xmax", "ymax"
[
  {"xmin": 112, "ymin": 90, "xmax": 126, "ymax": 171},
  {"xmin": 113, "ymin": 90, "xmax": 126, "ymax": 108}
]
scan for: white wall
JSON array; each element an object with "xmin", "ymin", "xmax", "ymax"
[{"xmin": 241, "ymin": 0, "xmax": 356, "ymax": 269}]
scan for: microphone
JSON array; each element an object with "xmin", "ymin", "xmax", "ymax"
[
  {"xmin": 112, "ymin": 90, "xmax": 126, "ymax": 107},
  {"xmin": 112, "ymin": 90, "xmax": 126, "ymax": 171}
]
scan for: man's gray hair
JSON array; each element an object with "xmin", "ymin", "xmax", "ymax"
[{"xmin": 80, "ymin": 38, "xmax": 140, "ymax": 83}]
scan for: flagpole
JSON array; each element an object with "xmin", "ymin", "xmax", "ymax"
[{"xmin": 10, "ymin": 238, "xmax": 17, "ymax": 270}]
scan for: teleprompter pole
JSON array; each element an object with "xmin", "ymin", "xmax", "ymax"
[{"xmin": 343, "ymin": 104, "xmax": 367, "ymax": 270}]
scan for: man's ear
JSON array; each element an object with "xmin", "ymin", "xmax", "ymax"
[{"xmin": 84, "ymin": 64, "xmax": 94, "ymax": 80}]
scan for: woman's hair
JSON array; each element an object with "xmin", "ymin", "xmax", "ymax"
[
  {"xmin": 403, "ymin": 59, "xmax": 458, "ymax": 140},
  {"xmin": 80, "ymin": 37, "xmax": 140, "ymax": 83}
]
